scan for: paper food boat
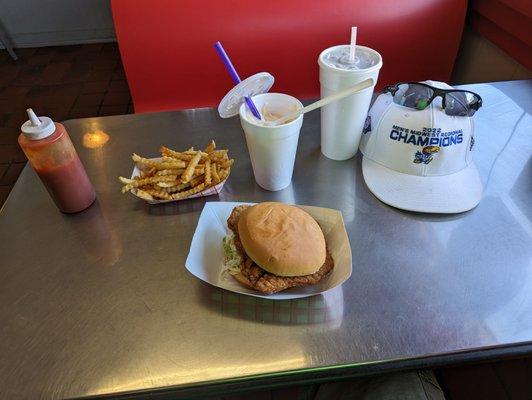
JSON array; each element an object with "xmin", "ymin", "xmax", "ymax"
[
  {"xmin": 129, "ymin": 158, "xmax": 228, "ymax": 204},
  {"xmin": 185, "ymin": 202, "xmax": 352, "ymax": 300}
]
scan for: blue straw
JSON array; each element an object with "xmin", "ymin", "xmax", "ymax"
[{"xmin": 214, "ymin": 41, "xmax": 262, "ymax": 120}]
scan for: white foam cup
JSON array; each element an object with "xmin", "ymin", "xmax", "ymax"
[
  {"xmin": 239, "ymin": 93, "xmax": 303, "ymax": 191},
  {"xmin": 319, "ymin": 45, "xmax": 383, "ymax": 160}
]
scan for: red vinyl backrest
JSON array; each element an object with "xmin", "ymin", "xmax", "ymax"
[{"xmin": 111, "ymin": 0, "xmax": 467, "ymax": 113}]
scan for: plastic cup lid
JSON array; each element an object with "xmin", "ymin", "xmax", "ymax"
[{"xmin": 218, "ymin": 72, "xmax": 274, "ymax": 118}]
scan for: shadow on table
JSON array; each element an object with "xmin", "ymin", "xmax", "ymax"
[
  {"xmin": 195, "ymin": 280, "xmax": 345, "ymax": 327},
  {"xmin": 63, "ymin": 199, "xmax": 123, "ymax": 266},
  {"xmin": 140, "ymin": 181, "xmax": 298, "ymax": 216},
  {"xmin": 143, "ymin": 196, "xmax": 212, "ymax": 216},
  {"xmin": 381, "ymin": 203, "xmax": 470, "ymax": 222}
]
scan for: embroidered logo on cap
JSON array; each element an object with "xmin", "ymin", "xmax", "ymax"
[{"xmin": 413, "ymin": 146, "xmax": 440, "ymax": 164}]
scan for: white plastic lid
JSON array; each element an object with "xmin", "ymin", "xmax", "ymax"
[
  {"xmin": 218, "ymin": 72, "xmax": 274, "ymax": 118},
  {"xmin": 21, "ymin": 108, "xmax": 56, "ymax": 140}
]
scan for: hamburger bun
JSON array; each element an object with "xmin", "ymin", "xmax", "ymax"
[{"xmin": 237, "ymin": 202, "xmax": 326, "ymax": 277}]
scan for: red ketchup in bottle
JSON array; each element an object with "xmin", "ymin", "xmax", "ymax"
[{"xmin": 18, "ymin": 108, "xmax": 96, "ymax": 213}]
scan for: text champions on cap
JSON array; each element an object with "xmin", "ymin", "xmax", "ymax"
[{"xmin": 389, "ymin": 125, "xmax": 463, "ymax": 148}]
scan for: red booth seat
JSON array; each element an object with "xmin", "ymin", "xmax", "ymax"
[{"xmin": 111, "ymin": 0, "xmax": 467, "ymax": 113}]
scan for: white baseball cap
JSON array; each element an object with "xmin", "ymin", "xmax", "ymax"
[{"xmin": 359, "ymin": 81, "xmax": 482, "ymax": 214}]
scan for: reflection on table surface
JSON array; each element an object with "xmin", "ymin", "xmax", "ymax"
[{"xmin": 198, "ymin": 284, "xmax": 345, "ymax": 327}]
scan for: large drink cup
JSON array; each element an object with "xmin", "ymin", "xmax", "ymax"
[
  {"xmin": 318, "ymin": 45, "xmax": 383, "ymax": 160},
  {"xmin": 239, "ymin": 93, "xmax": 303, "ymax": 191}
]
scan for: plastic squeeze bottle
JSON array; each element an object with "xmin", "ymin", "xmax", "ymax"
[{"xmin": 18, "ymin": 108, "xmax": 96, "ymax": 213}]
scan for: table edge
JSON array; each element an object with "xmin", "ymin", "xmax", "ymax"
[
  {"xmin": 58, "ymin": 79, "xmax": 532, "ymax": 125},
  {"xmin": 77, "ymin": 342, "xmax": 532, "ymax": 400}
]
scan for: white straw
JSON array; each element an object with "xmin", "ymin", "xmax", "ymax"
[
  {"xmin": 270, "ymin": 78, "xmax": 374, "ymax": 126},
  {"xmin": 349, "ymin": 26, "xmax": 357, "ymax": 63}
]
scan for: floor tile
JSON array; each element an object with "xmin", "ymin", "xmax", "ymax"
[
  {"xmin": 56, "ymin": 45, "xmax": 82, "ymax": 53},
  {"xmin": 26, "ymin": 85, "xmax": 57, "ymax": 97},
  {"xmin": 0, "ymin": 145, "xmax": 26, "ymax": 163},
  {"xmin": 13, "ymin": 64, "xmax": 45, "ymax": 85},
  {"xmin": 0, "ymin": 164, "xmax": 8, "ymax": 179},
  {"xmin": 78, "ymin": 43, "xmax": 104, "ymax": 54},
  {"xmin": 31, "ymin": 94, "xmax": 77, "ymax": 112},
  {"xmin": 87, "ymin": 69, "xmax": 113, "ymax": 82},
  {"xmin": 439, "ymin": 364, "xmax": 509, "ymax": 400},
  {"xmin": 50, "ymin": 53, "xmax": 77, "ymax": 63},
  {"xmin": 108, "ymin": 80, "xmax": 129, "ymax": 93},
  {"xmin": 0, "ymin": 64, "xmax": 20, "ymax": 76},
  {"xmin": 54, "ymin": 83, "xmax": 83, "ymax": 97},
  {"xmin": 35, "ymin": 47, "xmax": 57, "ymax": 55},
  {"xmin": 6, "ymin": 111, "xmax": 29, "ymax": 127},
  {"xmin": 0, "ymin": 113, "xmax": 11, "ymax": 126},
  {"xmin": 75, "ymin": 93, "xmax": 105, "ymax": 107},
  {"xmin": 0, "ymin": 86, "xmax": 31, "ymax": 99},
  {"xmin": 102, "ymin": 91, "xmax": 130, "ymax": 106},
  {"xmin": 46, "ymin": 108, "xmax": 70, "ymax": 123},
  {"xmin": 14, "ymin": 48, "xmax": 37, "ymax": 57},
  {"xmin": 0, "ymin": 162, "xmax": 26, "ymax": 185},
  {"xmin": 82, "ymin": 81, "xmax": 109, "ymax": 94},
  {"xmin": 112, "ymin": 69, "xmax": 126, "ymax": 80},
  {"xmin": 68, "ymin": 106, "xmax": 100, "ymax": 119},
  {"xmin": 28, "ymin": 53, "xmax": 54, "ymax": 65},
  {"xmin": 493, "ymin": 358, "xmax": 532, "ymax": 400},
  {"xmin": 224, "ymin": 392, "xmax": 272, "ymax": 400},
  {"xmin": 37, "ymin": 62, "xmax": 72, "ymax": 85},
  {"xmin": 0, "ymin": 126, "xmax": 20, "ymax": 145},
  {"xmin": 92, "ymin": 58, "xmax": 117, "ymax": 71},
  {"xmin": 0, "ymin": 185, "xmax": 12, "ymax": 205},
  {"xmin": 61, "ymin": 69, "xmax": 92, "ymax": 84},
  {"xmin": 99, "ymin": 104, "xmax": 128, "ymax": 116},
  {"xmin": 102, "ymin": 42, "xmax": 118, "ymax": 52}
]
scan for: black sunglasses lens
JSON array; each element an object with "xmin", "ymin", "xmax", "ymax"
[
  {"xmin": 391, "ymin": 83, "xmax": 434, "ymax": 110},
  {"xmin": 445, "ymin": 91, "xmax": 480, "ymax": 116}
]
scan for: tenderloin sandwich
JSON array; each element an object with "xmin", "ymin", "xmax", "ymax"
[{"xmin": 223, "ymin": 202, "xmax": 334, "ymax": 294}]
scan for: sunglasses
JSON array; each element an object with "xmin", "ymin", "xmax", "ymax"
[{"xmin": 383, "ymin": 82, "xmax": 483, "ymax": 117}]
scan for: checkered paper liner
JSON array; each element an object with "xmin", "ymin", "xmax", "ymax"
[{"xmin": 129, "ymin": 158, "xmax": 228, "ymax": 204}]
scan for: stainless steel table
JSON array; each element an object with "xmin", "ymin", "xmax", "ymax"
[{"xmin": 1, "ymin": 81, "xmax": 531, "ymax": 399}]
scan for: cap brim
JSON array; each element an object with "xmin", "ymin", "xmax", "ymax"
[{"xmin": 362, "ymin": 157, "xmax": 483, "ymax": 213}]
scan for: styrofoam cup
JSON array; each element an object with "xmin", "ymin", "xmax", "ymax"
[
  {"xmin": 319, "ymin": 45, "xmax": 383, "ymax": 160},
  {"xmin": 239, "ymin": 93, "xmax": 303, "ymax": 191}
]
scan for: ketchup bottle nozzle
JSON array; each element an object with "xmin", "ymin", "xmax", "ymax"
[
  {"xmin": 26, "ymin": 108, "xmax": 42, "ymax": 126},
  {"xmin": 21, "ymin": 108, "xmax": 55, "ymax": 140}
]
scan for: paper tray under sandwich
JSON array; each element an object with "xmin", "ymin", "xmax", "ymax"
[{"xmin": 185, "ymin": 202, "xmax": 352, "ymax": 300}]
